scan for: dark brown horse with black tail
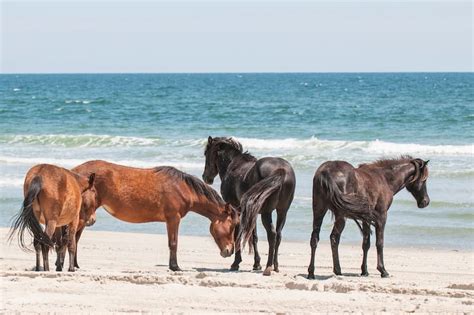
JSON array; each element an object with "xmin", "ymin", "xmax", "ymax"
[
  {"xmin": 307, "ymin": 156, "xmax": 430, "ymax": 279},
  {"xmin": 72, "ymin": 160, "xmax": 239, "ymax": 271},
  {"xmin": 203, "ymin": 137, "xmax": 296, "ymax": 276}
]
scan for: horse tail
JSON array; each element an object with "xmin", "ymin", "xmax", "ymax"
[
  {"xmin": 8, "ymin": 176, "xmax": 54, "ymax": 250},
  {"xmin": 237, "ymin": 169, "xmax": 286, "ymax": 249},
  {"xmin": 317, "ymin": 171, "xmax": 376, "ymax": 229}
]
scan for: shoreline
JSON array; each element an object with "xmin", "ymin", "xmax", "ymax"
[{"xmin": 1, "ymin": 228, "xmax": 473, "ymax": 313}]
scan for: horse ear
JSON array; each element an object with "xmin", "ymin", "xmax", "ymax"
[
  {"xmin": 88, "ymin": 173, "xmax": 96, "ymax": 188},
  {"xmin": 208, "ymin": 136, "xmax": 213, "ymax": 144},
  {"xmin": 424, "ymin": 160, "xmax": 430, "ymax": 165}
]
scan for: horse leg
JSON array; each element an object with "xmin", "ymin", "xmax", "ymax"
[
  {"xmin": 376, "ymin": 218, "xmax": 389, "ymax": 278},
  {"xmin": 273, "ymin": 209, "xmax": 288, "ymax": 273},
  {"xmin": 67, "ymin": 222, "xmax": 78, "ymax": 272},
  {"xmin": 42, "ymin": 220, "xmax": 57, "ymax": 271},
  {"xmin": 252, "ymin": 227, "xmax": 262, "ymax": 270},
  {"xmin": 34, "ymin": 237, "xmax": 42, "ymax": 271},
  {"xmin": 361, "ymin": 222, "xmax": 371, "ymax": 276},
  {"xmin": 74, "ymin": 226, "xmax": 85, "ymax": 269},
  {"xmin": 230, "ymin": 223, "xmax": 242, "ymax": 271},
  {"xmin": 308, "ymin": 205, "xmax": 328, "ymax": 279},
  {"xmin": 54, "ymin": 227, "xmax": 67, "ymax": 271},
  {"xmin": 166, "ymin": 216, "xmax": 182, "ymax": 271},
  {"xmin": 261, "ymin": 212, "xmax": 276, "ymax": 276},
  {"xmin": 330, "ymin": 215, "xmax": 346, "ymax": 276}
]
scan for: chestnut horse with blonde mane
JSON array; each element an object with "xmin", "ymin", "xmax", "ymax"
[
  {"xmin": 9, "ymin": 164, "xmax": 97, "ymax": 272},
  {"xmin": 72, "ymin": 160, "xmax": 238, "ymax": 271},
  {"xmin": 308, "ymin": 156, "xmax": 430, "ymax": 279}
]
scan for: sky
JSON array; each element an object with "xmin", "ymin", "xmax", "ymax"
[{"xmin": 1, "ymin": 1, "xmax": 472, "ymax": 73}]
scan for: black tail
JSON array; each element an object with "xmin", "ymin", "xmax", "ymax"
[
  {"xmin": 237, "ymin": 170, "xmax": 285, "ymax": 249},
  {"xmin": 8, "ymin": 176, "xmax": 54, "ymax": 251},
  {"xmin": 317, "ymin": 171, "xmax": 376, "ymax": 229}
]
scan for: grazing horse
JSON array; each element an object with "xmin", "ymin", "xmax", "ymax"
[
  {"xmin": 202, "ymin": 137, "xmax": 296, "ymax": 276},
  {"xmin": 72, "ymin": 160, "xmax": 239, "ymax": 271},
  {"xmin": 307, "ymin": 156, "xmax": 430, "ymax": 279},
  {"xmin": 9, "ymin": 164, "xmax": 97, "ymax": 272}
]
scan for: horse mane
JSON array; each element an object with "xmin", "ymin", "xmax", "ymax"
[
  {"xmin": 359, "ymin": 155, "xmax": 413, "ymax": 168},
  {"xmin": 154, "ymin": 166, "xmax": 225, "ymax": 205},
  {"xmin": 235, "ymin": 152, "xmax": 257, "ymax": 162}
]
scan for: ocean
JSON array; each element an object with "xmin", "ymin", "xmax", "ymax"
[{"xmin": 0, "ymin": 73, "xmax": 472, "ymax": 249}]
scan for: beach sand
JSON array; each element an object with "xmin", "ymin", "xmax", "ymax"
[{"xmin": 1, "ymin": 227, "xmax": 472, "ymax": 313}]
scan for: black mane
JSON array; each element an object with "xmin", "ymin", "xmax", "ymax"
[
  {"xmin": 359, "ymin": 155, "xmax": 413, "ymax": 168},
  {"xmin": 154, "ymin": 166, "xmax": 224, "ymax": 205}
]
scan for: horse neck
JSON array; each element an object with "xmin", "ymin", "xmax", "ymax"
[
  {"xmin": 217, "ymin": 149, "xmax": 242, "ymax": 180},
  {"xmin": 382, "ymin": 162, "xmax": 415, "ymax": 194},
  {"xmin": 191, "ymin": 195, "xmax": 226, "ymax": 222}
]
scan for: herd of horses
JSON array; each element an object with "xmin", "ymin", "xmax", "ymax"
[{"xmin": 9, "ymin": 136, "xmax": 430, "ymax": 278}]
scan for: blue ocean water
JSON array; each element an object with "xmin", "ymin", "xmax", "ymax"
[{"xmin": 0, "ymin": 73, "xmax": 472, "ymax": 249}]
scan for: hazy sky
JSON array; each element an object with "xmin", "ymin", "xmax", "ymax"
[{"xmin": 1, "ymin": 1, "xmax": 472, "ymax": 73}]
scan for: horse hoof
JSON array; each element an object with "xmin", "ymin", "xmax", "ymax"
[
  {"xmin": 253, "ymin": 264, "xmax": 262, "ymax": 271},
  {"xmin": 68, "ymin": 268, "xmax": 75, "ymax": 272},
  {"xmin": 230, "ymin": 265, "xmax": 239, "ymax": 271},
  {"xmin": 334, "ymin": 270, "xmax": 342, "ymax": 276},
  {"xmin": 381, "ymin": 272, "xmax": 390, "ymax": 278},
  {"xmin": 361, "ymin": 272, "xmax": 369, "ymax": 277},
  {"xmin": 170, "ymin": 266, "xmax": 182, "ymax": 272},
  {"xmin": 263, "ymin": 267, "xmax": 272, "ymax": 276},
  {"xmin": 307, "ymin": 273, "xmax": 315, "ymax": 280},
  {"xmin": 56, "ymin": 267, "xmax": 62, "ymax": 272}
]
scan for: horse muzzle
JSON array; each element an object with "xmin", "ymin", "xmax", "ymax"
[
  {"xmin": 85, "ymin": 217, "xmax": 96, "ymax": 226},
  {"xmin": 418, "ymin": 198, "xmax": 430, "ymax": 208},
  {"xmin": 202, "ymin": 175, "xmax": 214, "ymax": 185},
  {"xmin": 220, "ymin": 246, "xmax": 234, "ymax": 258}
]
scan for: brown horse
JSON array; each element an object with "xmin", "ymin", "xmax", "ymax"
[
  {"xmin": 72, "ymin": 160, "xmax": 239, "ymax": 271},
  {"xmin": 308, "ymin": 156, "xmax": 430, "ymax": 279},
  {"xmin": 9, "ymin": 164, "xmax": 97, "ymax": 272}
]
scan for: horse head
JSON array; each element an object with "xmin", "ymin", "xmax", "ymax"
[
  {"xmin": 209, "ymin": 203, "xmax": 239, "ymax": 258},
  {"xmin": 406, "ymin": 159, "xmax": 430, "ymax": 208},
  {"xmin": 203, "ymin": 136, "xmax": 242, "ymax": 184}
]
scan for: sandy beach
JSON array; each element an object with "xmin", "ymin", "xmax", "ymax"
[{"xmin": 1, "ymin": 227, "xmax": 472, "ymax": 313}]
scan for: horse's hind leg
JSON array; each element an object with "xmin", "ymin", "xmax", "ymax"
[
  {"xmin": 261, "ymin": 212, "xmax": 276, "ymax": 276},
  {"xmin": 307, "ymin": 204, "xmax": 328, "ymax": 279},
  {"xmin": 54, "ymin": 227, "xmax": 67, "ymax": 271},
  {"xmin": 251, "ymin": 227, "xmax": 262, "ymax": 270},
  {"xmin": 73, "ymin": 226, "xmax": 85, "ymax": 269},
  {"xmin": 361, "ymin": 222, "xmax": 371, "ymax": 276},
  {"xmin": 273, "ymin": 208, "xmax": 288, "ymax": 273},
  {"xmin": 34, "ymin": 237, "xmax": 42, "ymax": 271},
  {"xmin": 166, "ymin": 215, "xmax": 182, "ymax": 271},
  {"xmin": 330, "ymin": 215, "xmax": 346, "ymax": 275},
  {"xmin": 42, "ymin": 220, "xmax": 57, "ymax": 271}
]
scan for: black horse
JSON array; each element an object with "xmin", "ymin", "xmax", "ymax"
[
  {"xmin": 203, "ymin": 137, "xmax": 296, "ymax": 276},
  {"xmin": 308, "ymin": 156, "xmax": 430, "ymax": 279}
]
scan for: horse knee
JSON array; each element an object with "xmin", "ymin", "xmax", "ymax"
[{"xmin": 310, "ymin": 230, "xmax": 319, "ymax": 248}]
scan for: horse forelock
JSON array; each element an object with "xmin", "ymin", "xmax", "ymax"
[{"xmin": 154, "ymin": 166, "xmax": 225, "ymax": 205}]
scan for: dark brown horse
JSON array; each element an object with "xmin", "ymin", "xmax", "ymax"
[
  {"xmin": 307, "ymin": 156, "xmax": 430, "ymax": 279},
  {"xmin": 73, "ymin": 160, "xmax": 239, "ymax": 271},
  {"xmin": 203, "ymin": 137, "xmax": 296, "ymax": 276},
  {"xmin": 9, "ymin": 164, "xmax": 97, "ymax": 272}
]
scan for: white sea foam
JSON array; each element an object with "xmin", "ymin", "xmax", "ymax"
[{"xmin": 237, "ymin": 137, "xmax": 473, "ymax": 156}]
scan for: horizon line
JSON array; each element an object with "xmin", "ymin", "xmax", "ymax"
[{"xmin": 1, "ymin": 71, "xmax": 473, "ymax": 75}]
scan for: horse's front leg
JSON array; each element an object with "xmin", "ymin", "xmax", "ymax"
[
  {"xmin": 230, "ymin": 223, "xmax": 242, "ymax": 271},
  {"xmin": 67, "ymin": 220, "xmax": 78, "ymax": 272},
  {"xmin": 361, "ymin": 222, "xmax": 371, "ymax": 276},
  {"xmin": 261, "ymin": 212, "xmax": 276, "ymax": 276},
  {"xmin": 330, "ymin": 216, "xmax": 346, "ymax": 276},
  {"xmin": 166, "ymin": 215, "xmax": 182, "ymax": 271},
  {"xmin": 251, "ymin": 227, "xmax": 261, "ymax": 270},
  {"xmin": 376, "ymin": 217, "xmax": 389, "ymax": 278}
]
